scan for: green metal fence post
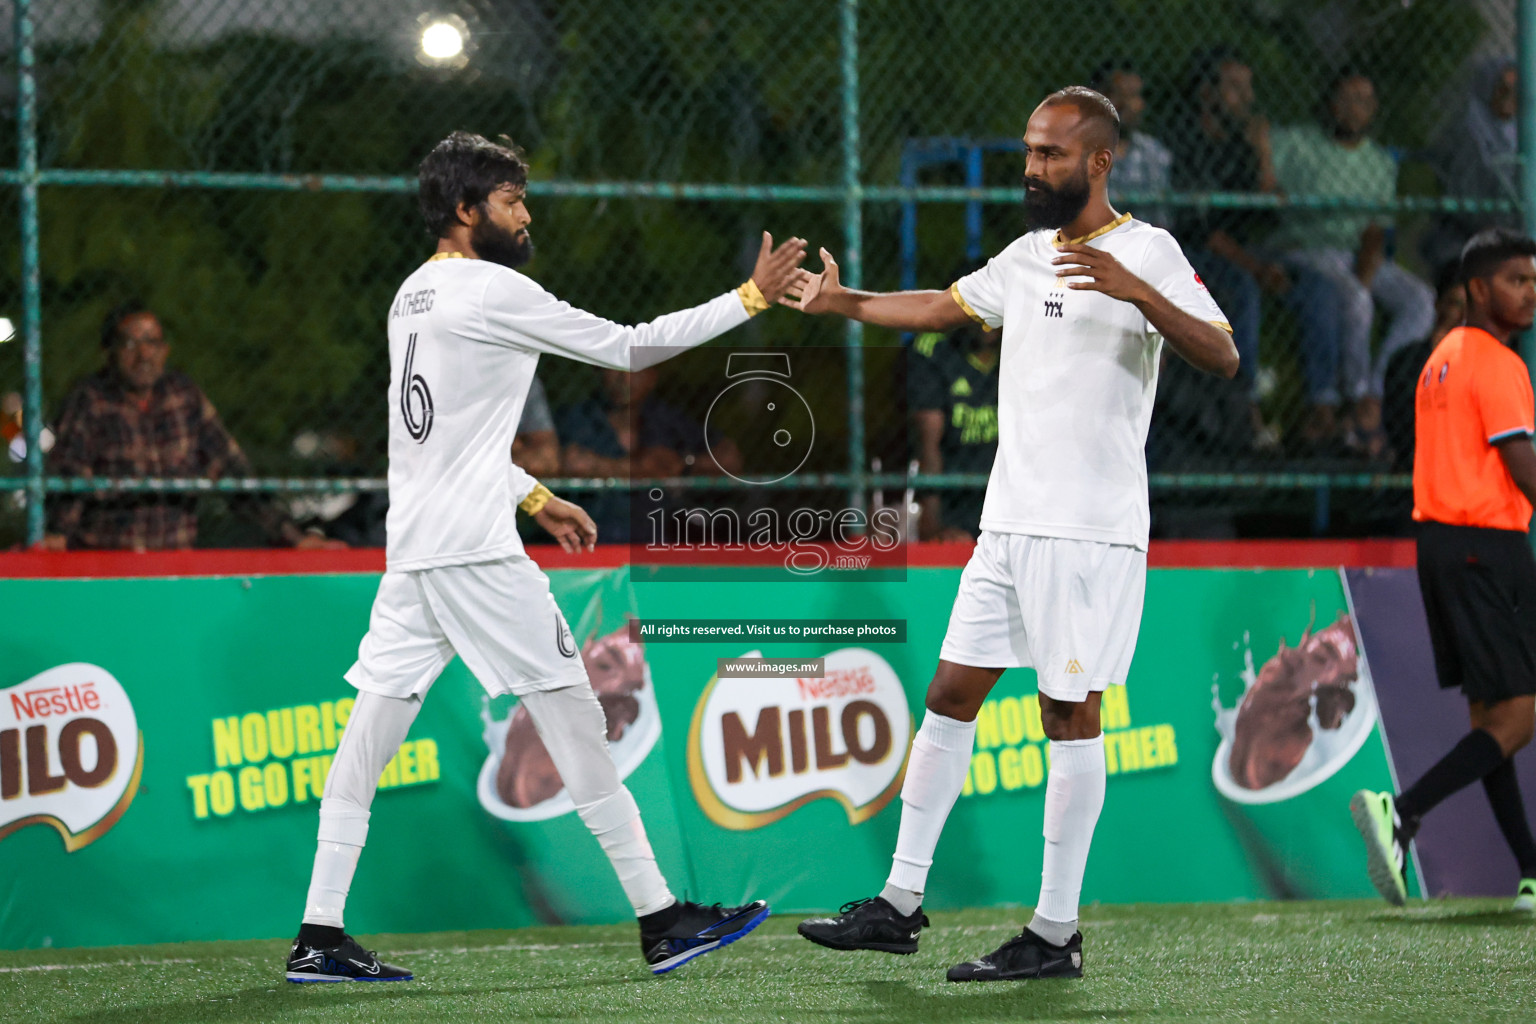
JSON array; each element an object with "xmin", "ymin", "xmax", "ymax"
[
  {"xmin": 840, "ymin": 0, "xmax": 865, "ymax": 517},
  {"xmin": 15, "ymin": 0, "xmax": 42, "ymax": 546}
]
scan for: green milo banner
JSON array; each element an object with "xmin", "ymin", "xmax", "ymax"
[{"xmin": 0, "ymin": 565, "xmax": 1411, "ymax": 949}]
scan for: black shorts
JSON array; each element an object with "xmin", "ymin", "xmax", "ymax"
[{"xmin": 1416, "ymin": 520, "xmax": 1536, "ymax": 704}]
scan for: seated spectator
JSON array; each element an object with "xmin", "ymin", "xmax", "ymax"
[
  {"xmin": 1424, "ymin": 56, "xmax": 1520, "ymax": 270},
  {"xmin": 1382, "ymin": 262, "xmax": 1467, "ymax": 472},
  {"xmin": 284, "ymin": 430, "xmax": 389, "ymax": 548},
  {"xmin": 558, "ymin": 365, "xmax": 740, "ymax": 543},
  {"xmin": 908, "ymin": 321, "xmax": 999, "ymax": 541},
  {"xmin": 1169, "ymin": 47, "xmax": 1341, "ymax": 450},
  {"xmin": 43, "ymin": 302, "xmax": 339, "ymax": 551},
  {"xmin": 1092, "ymin": 59, "xmax": 1174, "ymax": 230},
  {"xmin": 512, "ymin": 374, "xmax": 560, "ymax": 478},
  {"xmin": 1271, "ymin": 69, "xmax": 1435, "ymax": 460}
]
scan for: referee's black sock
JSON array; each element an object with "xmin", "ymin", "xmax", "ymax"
[
  {"xmin": 1396, "ymin": 728, "xmax": 1505, "ymax": 827},
  {"xmin": 1482, "ymin": 757, "xmax": 1536, "ymax": 878}
]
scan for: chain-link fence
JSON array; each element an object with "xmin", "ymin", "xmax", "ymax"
[{"xmin": 0, "ymin": 0, "xmax": 1527, "ymax": 549}]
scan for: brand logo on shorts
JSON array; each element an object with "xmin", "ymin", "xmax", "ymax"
[
  {"xmin": 1065, "ymin": 659, "xmax": 1084, "ymax": 674},
  {"xmin": 555, "ymin": 612, "xmax": 577, "ymax": 659},
  {"xmin": 0, "ymin": 663, "xmax": 143, "ymax": 851}
]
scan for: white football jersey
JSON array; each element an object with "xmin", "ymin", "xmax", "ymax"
[
  {"xmin": 952, "ymin": 214, "xmax": 1228, "ymax": 550},
  {"xmin": 384, "ymin": 255, "xmax": 751, "ymax": 571}
]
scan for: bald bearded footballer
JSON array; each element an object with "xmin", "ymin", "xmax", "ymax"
[{"xmin": 788, "ymin": 87, "xmax": 1238, "ymax": 982}]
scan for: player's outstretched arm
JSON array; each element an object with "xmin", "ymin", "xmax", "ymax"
[
  {"xmin": 482, "ymin": 233, "xmax": 807, "ymax": 373},
  {"xmin": 1054, "ymin": 243, "xmax": 1240, "ymax": 379},
  {"xmin": 780, "ymin": 247, "xmax": 972, "ymax": 332}
]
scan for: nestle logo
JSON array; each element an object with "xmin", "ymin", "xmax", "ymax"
[
  {"xmin": 795, "ymin": 668, "xmax": 876, "ymax": 701},
  {"xmin": 10, "ymin": 682, "xmax": 101, "ymax": 720}
]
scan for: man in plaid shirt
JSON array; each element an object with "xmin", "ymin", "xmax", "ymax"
[{"xmin": 43, "ymin": 303, "xmax": 336, "ymax": 551}]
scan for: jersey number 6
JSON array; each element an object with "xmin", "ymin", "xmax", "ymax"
[{"xmin": 401, "ymin": 332, "xmax": 434, "ymax": 443}]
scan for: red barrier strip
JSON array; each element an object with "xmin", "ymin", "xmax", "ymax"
[{"xmin": 0, "ymin": 539, "xmax": 1416, "ymax": 579}]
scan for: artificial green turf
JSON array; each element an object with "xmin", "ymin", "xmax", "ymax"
[{"xmin": 2, "ymin": 900, "xmax": 1532, "ymax": 1023}]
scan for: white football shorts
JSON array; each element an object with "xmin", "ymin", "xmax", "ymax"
[
  {"xmin": 345, "ymin": 555, "xmax": 588, "ymax": 700},
  {"xmin": 938, "ymin": 531, "xmax": 1147, "ymax": 702}
]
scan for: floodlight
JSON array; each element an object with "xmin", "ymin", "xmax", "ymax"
[{"xmin": 420, "ymin": 20, "xmax": 465, "ymax": 61}]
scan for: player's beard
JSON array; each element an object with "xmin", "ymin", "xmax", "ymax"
[
  {"xmin": 472, "ymin": 218, "xmax": 534, "ymax": 269},
  {"xmin": 1023, "ymin": 167, "xmax": 1091, "ymax": 231}
]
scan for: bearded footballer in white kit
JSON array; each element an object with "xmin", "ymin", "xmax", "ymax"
[
  {"xmin": 283, "ymin": 132, "xmax": 808, "ymax": 982},
  {"xmin": 791, "ymin": 88, "xmax": 1239, "ymax": 981}
]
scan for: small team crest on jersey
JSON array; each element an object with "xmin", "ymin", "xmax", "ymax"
[
  {"xmin": 687, "ymin": 647, "xmax": 911, "ymax": 830},
  {"xmin": 1193, "ymin": 272, "xmax": 1208, "ymax": 290},
  {"xmin": 0, "ymin": 664, "xmax": 143, "ymax": 852}
]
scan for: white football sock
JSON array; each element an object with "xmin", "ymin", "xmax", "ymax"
[
  {"xmin": 519, "ymin": 684, "xmax": 675, "ymax": 916},
  {"xmin": 1030, "ymin": 734, "xmax": 1106, "ymax": 946},
  {"xmin": 303, "ymin": 690, "xmax": 422, "ymax": 927},
  {"xmin": 303, "ymin": 842, "xmax": 362, "ymax": 929},
  {"xmin": 885, "ymin": 711, "xmax": 978, "ymax": 906}
]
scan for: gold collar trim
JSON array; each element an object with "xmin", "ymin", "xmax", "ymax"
[
  {"xmin": 1055, "ymin": 212, "xmax": 1132, "ymax": 248},
  {"xmin": 428, "ymin": 251, "xmax": 467, "ymax": 261}
]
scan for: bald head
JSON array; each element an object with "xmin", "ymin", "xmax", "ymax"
[{"xmin": 1038, "ymin": 86, "xmax": 1121, "ymax": 153}]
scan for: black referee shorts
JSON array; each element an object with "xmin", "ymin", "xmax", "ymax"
[{"xmin": 1416, "ymin": 520, "xmax": 1536, "ymax": 704}]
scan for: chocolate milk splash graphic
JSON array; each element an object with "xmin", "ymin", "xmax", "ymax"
[
  {"xmin": 477, "ymin": 624, "xmax": 661, "ymax": 821},
  {"xmin": 1211, "ymin": 613, "xmax": 1380, "ymax": 805}
]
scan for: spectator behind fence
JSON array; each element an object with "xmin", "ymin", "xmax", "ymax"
[
  {"xmin": 1271, "ymin": 69, "xmax": 1435, "ymax": 461},
  {"xmin": 1383, "ymin": 262, "xmax": 1468, "ymax": 472},
  {"xmin": 512, "ymin": 373, "xmax": 560, "ymax": 478},
  {"xmin": 558, "ymin": 365, "xmax": 741, "ymax": 543},
  {"xmin": 1092, "ymin": 59, "xmax": 1174, "ymax": 230},
  {"xmin": 1170, "ymin": 47, "xmax": 1341, "ymax": 450},
  {"xmin": 43, "ymin": 302, "xmax": 339, "ymax": 551},
  {"xmin": 1424, "ymin": 56, "xmax": 1520, "ymax": 271},
  {"xmin": 908, "ymin": 321, "xmax": 1000, "ymax": 541}
]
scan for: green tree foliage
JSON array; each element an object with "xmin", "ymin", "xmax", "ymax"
[{"xmin": 0, "ymin": 0, "xmax": 1493, "ymax": 482}]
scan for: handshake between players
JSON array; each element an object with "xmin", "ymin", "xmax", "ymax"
[{"xmin": 288, "ymin": 89, "xmax": 1239, "ymax": 985}]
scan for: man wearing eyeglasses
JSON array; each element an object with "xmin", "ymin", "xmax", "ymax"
[{"xmin": 43, "ymin": 302, "xmax": 338, "ymax": 551}]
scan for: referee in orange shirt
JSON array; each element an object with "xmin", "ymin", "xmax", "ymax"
[{"xmin": 1353, "ymin": 228, "xmax": 1536, "ymax": 909}]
